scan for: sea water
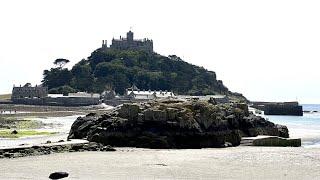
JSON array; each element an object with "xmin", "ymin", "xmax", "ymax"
[{"xmin": 264, "ymin": 104, "xmax": 320, "ymax": 148}]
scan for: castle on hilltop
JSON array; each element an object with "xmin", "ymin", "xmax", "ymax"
[{"xmin": 102, "ymin": 31, "xmax": 153, "ymax": 53}]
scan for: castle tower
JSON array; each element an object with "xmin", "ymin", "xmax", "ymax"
[
  {"xmin": 109, "ymin": 31, "xmax": 153, "ymax": 53},
  {"xmin": 102, "ymin": 40, "xmax": 107, "ymax": 48},
  {"xmin": 127, "ymin": 31, "xmax": 134, "ymax": 42}
]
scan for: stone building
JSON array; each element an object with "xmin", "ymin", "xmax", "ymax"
[
  {"xmin": 11, "ymin": 84, "xmax": 100, "ymax": 106},
  {"xmin": 102, "ymin": 31, "xmax": 153, "ymax": 53},
  {"xmin": 11, "ymin": 83, "xmax": 48, "ymax": 100}
]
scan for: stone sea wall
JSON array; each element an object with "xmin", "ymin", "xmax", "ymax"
[
  {"xmin": 11, "ymin": 97, "xmax": 100, "ymax": 106},
  {"xmin": 251, "ymin": 101, "xmax": 303, "ymax": 116}
]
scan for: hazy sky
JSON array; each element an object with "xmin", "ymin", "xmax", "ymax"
[{"xmin": 0, "ymin": 0, "xmax": 320, "ymax": 103}]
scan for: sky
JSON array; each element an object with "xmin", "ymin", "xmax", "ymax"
[{"xmin": 0, "ymin": 0, "xmax": 320, "ymax": 103}]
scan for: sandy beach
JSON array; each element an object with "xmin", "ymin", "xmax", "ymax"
[{"xmin": 1, "ymin": 146, "xmax": 320, "ymax": 180}]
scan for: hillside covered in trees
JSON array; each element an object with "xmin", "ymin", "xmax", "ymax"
[{"xmin": 42, "ymin": 48, "xmax": 245, "ymax": 99}]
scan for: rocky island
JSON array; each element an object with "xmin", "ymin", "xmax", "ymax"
[{"xmin": 68, "ymin": 99, "xmax": 290, "ymax": 148}]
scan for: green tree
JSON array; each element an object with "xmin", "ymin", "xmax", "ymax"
[
  {"xmin": 54, "ymin": 58, "xmax": 70, "ymax": 68},
  {"xmin": 70, "ymin": 64, "xmax": 94, "ymax": 91},
  {"xmin": 42, "ymin": 68, "xmax": 72, "ymax": 89},
  {"xmin": 41, "ymin": 48, "xmax": 240, "ymax": 98},
  {"xmin": 48, "ymin": 85, "xmax": 76, "ymax": 96}
]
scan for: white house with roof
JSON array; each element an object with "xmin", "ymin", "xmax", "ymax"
[
  {"xmin": 176, "ymin": 95, "xmax": 229, "ymax": 103},
  {"xmin": 125, "ymin": 85, "xmax": 175, "ymax": 100}
]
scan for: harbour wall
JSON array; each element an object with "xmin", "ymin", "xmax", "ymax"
[{"xmin": 251, "ymin": 101, "xmax": 303, "ymax": 116}]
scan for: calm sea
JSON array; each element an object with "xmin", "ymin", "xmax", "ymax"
[{"xmin": 264, "ymin": 104, "xmax": 320, "ymax": 148}]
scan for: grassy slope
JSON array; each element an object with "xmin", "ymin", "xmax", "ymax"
[{"xmin": 0, "ymin": 94, "xmax": 11, "ymax": 100}]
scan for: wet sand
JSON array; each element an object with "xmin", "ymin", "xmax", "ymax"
[
  {"xmin": 1, "ymin": 146, "xmax": 320, "ymax": 180},
  {"xmin": 0, "ymin": 104, "xmax": 114, "ymax": 148},
  {"xmin": 0, "ymin": 115, "xmax": 82, "ymax": 148},
  {"xmin": 0, "ymin": 104, "xmax": 110, "ymax": 117}
]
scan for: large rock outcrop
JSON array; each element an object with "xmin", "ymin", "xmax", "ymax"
[{"xmin": 68, "ymin": 100, "xmax": 289, "ymax": 148}]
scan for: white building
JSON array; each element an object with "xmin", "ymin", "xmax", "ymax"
[
  {"xmin": 125, "ymin": 86, "xmax": 175, "ymax": 100},
  {"xmin": 177, "ymin": 95, "xmax": 229, "ymax": 103},
  {"xmin": 48, "ymin": 92, "xmax": 100, "ymax": 98},
  {"xmin": 68, "ymin": 92, "xmax": 100, "ymax": 98}
]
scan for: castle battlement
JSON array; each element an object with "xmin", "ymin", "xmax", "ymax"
[{"xmin": 102, "ymin": 31, "xmax": 153, "ymax": 53}]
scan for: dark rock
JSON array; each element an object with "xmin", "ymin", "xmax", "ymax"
[
  {"xmin": 19, "ymin": 143, "xmax": 28, "ymax": 146},
  {"xmin": 102, "ymin": 145, "xmax": 116, "ymax": 151},
  {"xmin": 251, "ymin": 136, "xmax": 301, "ymax": 147},
  {"xmin": 11, "ymin": 130, "xmax": 18, "ymax": 134},
  {"xmin": 71, "ymin": 144, "xmax": 84, "ymax": 151},
  {"xmin": 27, "ymin": 148, "xmax": 35, "ymax": 153},
  {"xmin": 86, "ymin": 112, "xmax": 97, "ymax": 117},
  {"xmin": 68, "ymin": 116, "xmax": 98, "ymax": 139},
  {"xmin": 208, "ymin": 97, "xmax": 217, "ymax": 105},
  {"xmin": 31, "ymin": 145, "xmax": 40, "ymax": 149},
  {"xmin": 51, "ymin": 146, "xmax": 59, "ymax": 151},
  {"xmin": 68, "ymin": 100, "xmax": 290, "ymax": 148},
  {"xmin": 0, "ymin": 125, "xmax": 10, "ymax": 129},
  {"xmin": 276, "ymin": 125, "xmax": 289, "ymax": 138},
  {"xmin": 86, "ymin": 142, "xmax": 104, "ymax": 151},
  {"xmin": 49, "ymin": 172, "xmax": 69, "ymax": 179},
  {"xmin": 46, "ymin": 140, "xmax": 52, "ymax": 144},
  {"xmin": 223, "ymin": 142, "xmax": 233, "ymax": 147},
  {"xmin": 0, "ymin": 142, "xmax": 115, "ymax": 159},
  {"xmin": 154, "ymin": 163, "xmax": 168, "ymax": 166},
  {"xmin": 3, "ymin": 152, "xmax": 13, "ymax": 158},
  {"xmin": 240, "ymin": 115, "xmax": 289, "ymax": 138},
  {"xmin": 118, "ymin": 103, "xmax": 140, "ymax": 120},
  {"xmin": 58, "ymin": 140, "xmax": 65, "ymax": 143}
]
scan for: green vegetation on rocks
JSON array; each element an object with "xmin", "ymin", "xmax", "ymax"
[
  {"xmin": 42, "ymin": 49, "xmax": 245, "ymax": 100},
  {"xmin": 0, "ymin": 117, "xmax": 44, "ymax": 130},
  {"xmin": 0, "ymin": 130, "xmax": 56, "ymax": 138}
]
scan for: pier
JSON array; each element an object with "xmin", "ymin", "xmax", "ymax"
[{"xmin": 251, "ymin": 101, "xmax": 303, "ymax": 116}]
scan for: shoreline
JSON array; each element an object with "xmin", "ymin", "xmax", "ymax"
[
  {"xmin": 1, "ymin": 146, "xmax": 319, "ymax": 179},
  {"xmin": 0, "ymin": 104, "xmax": 112, "ymax": 117}
]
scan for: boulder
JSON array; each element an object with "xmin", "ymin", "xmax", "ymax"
[
  {"xmin": 49, "ymin": 172, "xmax": 69, "ymax": 179},
  {"xmin": 239, "ymin": 115, "xmax": 289, "ymax": 138},
  {"xmin": 250, "ymin": 136, "xmax": 301, "ymax": 147},
  {"xmin": 68, "ymin": 115, "xmax": 100, "ymax": 139},
  {"xmin": 118, "ymin": 103, "xmax": 140, "ymax": 120},
  {"xmin": 3, "ymin": 152, "xmax": 13, "ymax": 158},
  {"xmin": 68, "ymin": 100, "xmax": 289, "ymax": 148}
]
